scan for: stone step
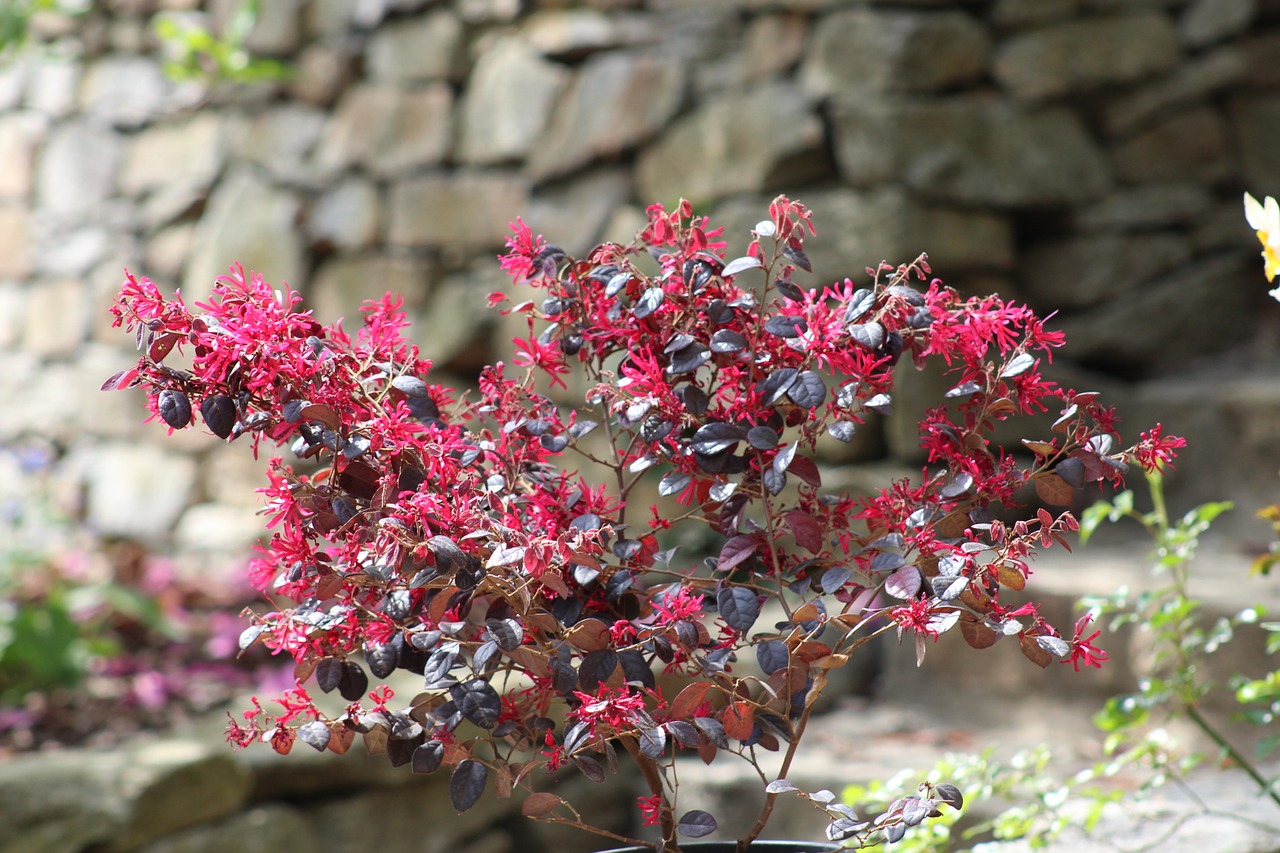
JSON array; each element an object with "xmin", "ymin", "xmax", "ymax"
[
  {"xmin": 972, "ymin": 759, "xmax": 1280, "ymax": 853},
  {"xmin": 673, "ymin": 535, "xmax": 1280, "ymax": 848},
  {"xmin": 873, "ymin": 539, "xmax": 1278, "ymax": 746}
]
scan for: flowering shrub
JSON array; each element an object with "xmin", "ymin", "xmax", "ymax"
[{"xmin": 107, "ymin": 196, "xmax": 1178, "ymax": 851}]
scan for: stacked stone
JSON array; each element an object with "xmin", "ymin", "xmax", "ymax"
[
  {"xmin": 0, "ymin": 732, "xmax": 635, "ymax": 853},
  {"xmin": 0, "ymin": 0, "xmax": 1277, "ymax": 566}
]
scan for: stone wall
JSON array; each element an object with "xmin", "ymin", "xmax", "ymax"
[
  {"xmin": 0, "ymin": 730, "xmax": 638, "ymax": 853},
  {"xmin": 3, "ymin": 0, "xmax": 1280, "ymax": 570}
]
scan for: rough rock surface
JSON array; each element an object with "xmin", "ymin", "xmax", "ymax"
[
  {"xmin": 830, "ymin": 95, "xmax": 1112, "ymax": 205},
  {"xmin": 529, "ymin": 51, "xmax": 683, "ymax": 180}
]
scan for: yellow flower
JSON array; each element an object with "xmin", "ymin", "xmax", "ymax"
[{"xmin": 1243, "ymin": 191, "xmax": 1280, "ymax": 283}]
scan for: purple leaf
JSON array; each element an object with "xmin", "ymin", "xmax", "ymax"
[
  {"xmin": 678, "ymin": 810, "xmax": 718, "ymax": 838},
  {"xmin": 449, "ymin": 760, "xmax": 488, "ymax": 812}
]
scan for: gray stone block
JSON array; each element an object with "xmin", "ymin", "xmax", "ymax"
[
  {"xmin": 237, "ymin": 104, "xmax": 328, "ymax": 187},
  {"xmin": 300, "ymin": 778, "xmax": 518, "ymax": 853},
  {"xmin": 801, "ymin": 8, "xmax": 989, "ymax": 97},
  {"xmin": 1101, "ymin": 46, "xmax": 1246, "ymax": 137},
  {"xmin": 314, "ymin": 83, "xmax": 453, "ymax": 178},
  {"xmin": 1111, "ymin": 106, "xmax": 1231, "ymax": 185},
  {"xmin": 0, "ymin": 205, "xmax": 33, "ymax": 279},
  {"xmin": 78, "ymin": 54, "xmax": 172, "ymax": 129},
  {"xmin": 1055, "ymin": 253, "xmax": 1258, "ymax": 376},
  {"xmin": 457, "ymin": 36, "xmax": 567, "ymax": 166},
  {"xmin": 524, "ymin": 168, "xmax": 632, "ymax": 258},
  {"xmin": 180, "ymin": 167, "xmax": 304, "ymax": 303},
  {"xmin": 0, "ymin": 740, "xmax": 252, "ymax": 853},
  {"xmin": 991, "ymin": 0, "xmax": 1081, "ymax": 28},
  {"xmin": 521, "ymin": 8, "xmax": 655, "ymax": 59},
  {"xmin": 993, "ymin": 13, "xmax": 1182, "ymax": 101},
  {"xmin": 306, "ymin": 176, "xmax": 381, "ymax": 253},
  {"xmin": 308, "ymin": 253, "xmax": 435, "ymax": 328},
  {"xmin": 366, "ymin": 12, "xmax": 466, "ymax": 83},
  {"xmin": 830, "ymin": 95, "xmax": 1111, "ymax": 207},
  {"xmin": 713, "ymin": 188, "xmax": 1011, "ymax": 294},
  {"xmin": 1180, "ymin": 0, "xmax": 1256, "ymax": 49},
  {"xmin": 529, "ymin": 51, "xmax": 684, "ymax": 182},
  {"xmin": 387, "ymin": 172, "xmax": 530, "ymax": 251},
  {"xmin": 1229, "ymin": 94, "xmax": 1280, "ymax": 195},
  {"xmin": 1072, "ymin": 185, "xmax": 1214, "ymax": 233},
  {"xmin": 36, "ymin": 118, "xmax": 122, "ymax": 218},
  {"xmin": 636, "ymin": 81, "xmax": 828, "ymax": 207},
  {"xmin": 139, "ymin": 805, "xmax": 318, "ymax": 853},
  {"xmin": 0, "ymin": 111, "xmax": 44, "ymax": 200},
  {"xmin": 119, "ymin": 113, "xmax": 227, "ymax": 198},
  {"xmin": 1020, "ymin": 234, "xmax": 1192, "ymax": 311}
]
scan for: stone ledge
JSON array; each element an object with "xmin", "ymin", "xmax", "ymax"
[{"xmin": 0, "ymin": 739, "xmax": 251, "ymax": 853}]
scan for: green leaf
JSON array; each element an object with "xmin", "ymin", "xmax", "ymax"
[
  {"xmin": 1255, "ymin": 733, "xmax": 1280, "ymax": 759},
  {"xmin": 1077, "ymin": 500, "xmax": 1115, "ymax": 545},
  {"xmin": 1093, "ymin": 695, "xmax": 1149, "ymax": 733},
  {"xmin": 1181, "ymin": 500, "xmax": 1234, "ymax": 530}
]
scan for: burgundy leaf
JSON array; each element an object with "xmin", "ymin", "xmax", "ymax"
[
  {"xmin": 298, "ymin": 721, "xmax": 331, "ymax": 752},
  {"xmin": 364, "ymin": 641, "xmax": 397, "ymax": 679},
  {"xmin": 200, "ymin": 395, "xmax": 237, "ymax": 439},
  {"xmin": 690, "ymin": 422, "xmax": 746, "ymax": 455},
  {"xmin": 450, "ymin": 679, "xmax": 502, "ymax": 729},
  {"xmin": 885, "ymin": 565, "xmax": 921, "ymax": 599},
  {"xmin": 844, "ymin": 288, "xmax": 876, "ymax": 322},
  {"xmin": 821, "ymin": 565, "xmax": 854, "ymax": 595},
  {"xmin": 721, "ymin": 255, "xmax": 762, "ymax": 277},
  {"xmin": 788, "ymin": 454, "xmax": 822, "ymax": 487},
  {"xmin": 659, "ymin": 470, "xmax": 693, "ymax": 497},
  {"xmin": 678, "ymin": 810, "xmax": 718, "ymax": 838},
  {"xmin": 391, "ymin": 375, "xmax": 429, "ymax": 397},
  {"xmin": 847, "ymin": 322, "xmax": 885, "ymax": 351},
  {"xmin": 450, "ymin": 759, "xmax": 488, "ymax": 812},
  {"xmin": 639, "ymin": 725, "xmax": 667, "ymax": 759},
  {"xmin": 157, "ymin": 389, "xmax": 191, "ymax": 428},
  {"xmin": 764, "ymin": 315, "xmax": 807, "ymax": 338},
  {"xmin": 717, "ymin": 586, "xmax": 760, "ymax": 633},
  {"xmin": 747, "ymin": 425, "xmax": 780, "ymax": 450},
  {"xmin": 710, "ymin": 329, "xmax": 748, "ymax": 354},
  {"xmin": 756, "ymin": 640, "xmax": 789, "ymax": 675},
  {"xmin": 784, "ymin": 509, "xmax": 824, "ymax": 553},
  {"xmin": 787, "ymin": 371, "xmax": 827, "ymax": 409},
  {"xmin": 717, "ymin": 534, "xmax": 759, "ymax": 572},
  {"xmin": 412, "ymin": 740, "xmax": 445, "ymax": 774},
  {"xmin": 782, "ymin": 245, "xmax": 812, "ymax": 273},
  {"xmin": 316, "ymin": 658, "xmax": 343, "ymax": 693},
  {"xmin": 633, "ymin": 287, "xmax": 665, "ymax": 320}
]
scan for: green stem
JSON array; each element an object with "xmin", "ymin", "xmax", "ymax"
[
  {"xmin": 1183, "ymin": 704, "xmax": 1280, "ymax": 809},
  {"xmin": 1147, "ymin": 470, "xmax": 1169, "ymax": 535}
]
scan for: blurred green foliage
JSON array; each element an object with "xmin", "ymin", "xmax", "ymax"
[
  {"xmin": 0, "ymin": 0, "xmax": 290, "ymax": 85},
  {"xmin": 845, "ymin": 473, "xmax": 1280, "ymax": 849},
  {"xmin": 153, "ymin": 0, "xmax": 292, "ymax": 85},
  {"xmin": 0, "ymin": 462, "xmax": 172, "ymax": 704},
  {"xmin": 0, "ymin": 0, "xmax": 82, "ymax": 59}
]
